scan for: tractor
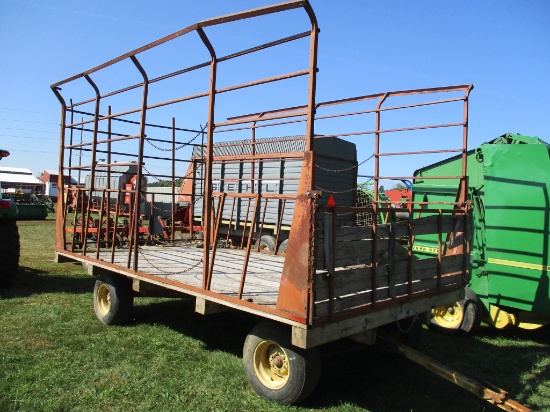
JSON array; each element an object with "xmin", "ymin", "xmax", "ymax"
[{"xmin": 0, "ymin": 149, "xmax": 20, "ymax": 288}]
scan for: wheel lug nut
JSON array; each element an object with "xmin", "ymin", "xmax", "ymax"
[{"xmin": 272, "ymin": 355, "xmax": 283, "ymax": 368}]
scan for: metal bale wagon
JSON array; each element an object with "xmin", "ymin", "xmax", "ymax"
[
  {"xmin": 413, "ymin": 133, "xmax": 550, "ymax": 335},
  {"xmin": 48, "ymin": 1, "xmax": 514, "ymax": 406}
]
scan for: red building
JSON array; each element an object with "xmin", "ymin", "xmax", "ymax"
[{"xmin": 39, "ymin": 170, "xmax": 78, "ymax": 201}]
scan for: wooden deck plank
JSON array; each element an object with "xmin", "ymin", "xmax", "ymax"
[{"xmin": 97, "ymin": 245, "xmax": 285, "ymax": 306}]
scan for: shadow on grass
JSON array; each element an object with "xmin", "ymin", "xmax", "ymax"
[
  {"xmin": 0, "ymin": 264, "xmax": 94, "ymax": 299},
  {"xmin": 475, "ymin": 322, "xmax": 550, "ymax": 345},
  {"xmin": 303, "ymin": 329, "xmax": 547, "ymax": 411},
  {"xmin": 132, "ymin": 298, "xmax": 260, "ymax": 357},
  {"xmin": 130, "ymin": 298, "xmax": 547, "ymax": 411}
]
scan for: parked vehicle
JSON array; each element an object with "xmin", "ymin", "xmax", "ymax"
[
  {"xmin": 0, "ymin": 149, "xmax": 20, "ymax": 288},
  {"xmin": 1, "ymin": 192, "xmax": 48, "ymax": 220},
  {"xmin": 51, "ymin": 1, "xmax": 474, "ymax": 405},
  {"xmin": 67, "ymin": 164, "xmax": 151, "ymax": 249},
  {"xmin": 177, "ymin": 135, "xmax": 357, "ymax": 251},
  {"xmin": 413, "ymin": 133, "xmax": 550, "ymax": 335}
]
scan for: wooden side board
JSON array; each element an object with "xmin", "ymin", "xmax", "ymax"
[
  {"xmin": 315, "ymin": 254, "xmax": 464, "ymax": 302},
  {"xmin": 314, "ymin": 271, "xmax": 464, "ymax": 319},
  {"xmin": 316, "ymin": 214, "xmax": 469, "ymax": 269},
  {"xmin": 314, "ymin": 212, "xmax": 470, "ymax": 320}
]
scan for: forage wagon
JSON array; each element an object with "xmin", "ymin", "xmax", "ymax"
[{"xmin": 51, "ymin": 1, "xmax": 476, "ymax": 404}]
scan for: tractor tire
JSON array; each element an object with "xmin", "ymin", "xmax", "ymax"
[
  {"xmin": 243, "ymin": 320, "xmax": 321, "ymax": 404},
  {"xmin": 430, "ymin": 287, "xmax": 482, "ymax": 337},
  {"xmin": 278, "ymin": 239, "xmax": 289, "ymax": 254},
  {"xmin": 93, "ymin": 273, "xmax": 134, "ymax": 325},
  {"xmin": 0, "ymin": 218, "xmax": 20, "ymax": 288},
  {"xmin": 255, "ymin": 235, "xmax": 276, "ymax": 252}
]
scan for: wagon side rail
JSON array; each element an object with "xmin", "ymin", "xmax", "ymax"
[{"xmin": 314, "ymin": 204, "xmax": 471, "ymax": 324}]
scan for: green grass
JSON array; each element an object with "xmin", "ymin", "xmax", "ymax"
[{"xmin": 1, "ymin": 214, "xmax": 549, "ymax": 411}]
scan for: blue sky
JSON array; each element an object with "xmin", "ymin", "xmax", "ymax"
[{"xmin": 1, "ymin": 0, "xmax": 549, "ymax": 180}]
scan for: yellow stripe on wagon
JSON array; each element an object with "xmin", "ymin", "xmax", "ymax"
[{"xmin": 488, "ymin": 257, "xmax": 550, "ymax": 272}]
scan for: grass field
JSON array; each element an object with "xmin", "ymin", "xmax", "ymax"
[{"xmin": 1, "ymin": 215, "xmax": 549, "ymax": 411}]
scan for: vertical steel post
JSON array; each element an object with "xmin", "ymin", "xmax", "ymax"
[
  {"xmin": 110, "ymin": 190, "xmax": 122, "ymax": 263},
  {"xmin": 82, "ymin": 75, "xmax": 101, "ymax": 256},
  {"xmin": 196, "ymin": 27, "xmax": 217, "ymax": 290},
  {"xmin": 106, "ymin": 106, "xmax": 112, "ymax": 244},
  {"xmin": 461, "ymin": 86, "xmax": 473, "ymax": 282},
  {"xmin": 303, "ymin": 3, "xmax": 319, "ymax": 152},
  {"xmin": 51, "ymin": 87, "xmax": 67, "ymax": 251},
  {"xmin": 129, "ymin": 55, "xmax": 149, "ymax": 271},
  {"xmin": 171, "ymin": 117, "xmax": 176, "ymax": 241},
  {"xmin": 372, "ymin": 93, "xmax": 388, "ymax": 305}
]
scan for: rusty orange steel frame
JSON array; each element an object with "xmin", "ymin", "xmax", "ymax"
[{"xmin": 51, "ymin": 0, "xmax": 472, "ymax": 328}]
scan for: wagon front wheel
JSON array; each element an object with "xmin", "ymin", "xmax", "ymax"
[
  {"xmin": 243, "ymin": 321, "xmax": 320, "ymax": 404},
  {"xmin": 430, "ymin": 287, "xmax": 482, "ymax": 336},
  {"xmin": 93, "ymin": 273, "xmax": 134, "ymax": 325}
]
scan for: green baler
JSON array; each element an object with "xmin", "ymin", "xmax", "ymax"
[{"xmin": 413, "ymin": 133, "xmax": 550, "ymax": 334}]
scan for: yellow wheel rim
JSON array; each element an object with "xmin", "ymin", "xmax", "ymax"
[
  {"xmin": 253, "ymin": 340, "xmax": 289, "ymax": 389},
  {"xmin": 96, "ymin": 284, "xmax": 111, "ymax": 316},
  {"xmin": 258, "ymin": 242, "xmax": 269, "ymax": 251},
  {"xmin": 432, "ymin": 302, "xmax": 463, "ymax": 329}
]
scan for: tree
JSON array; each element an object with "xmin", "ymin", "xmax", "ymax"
[
  {"xmin": 390, "ymin": 182, "xmax": 407, "ymax": 191},
  {"xmin": 148, "ymin": 179, "xmax": 183, "ymax": 187}
]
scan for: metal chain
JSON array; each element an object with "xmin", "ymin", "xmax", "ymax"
[
  {"xmin": 138, "ymin": 247, "xmax": 202, "ymax": 274},
  {"xmin": 147, "ymin": 200, "xmax": 167, "ymax": 212},
  {"xmin": 142, "ymin": 164, "xmax": 161, "ymax": 181},
  {"xmin": 142, "ymin": 161, "xmax": 195, "ymax": 184},
  {"xmin": 315, "ymin": 153, "xmax": 374, "ymax": 173},
  {"xmin": 395, "ymin": 310, "xmax": 418, "ymax": 334},
  {"xmin": 308, "ymin": 197, "xmax": 318, "ymax": 283},
  {"xmin": 145, "ymin": 124, "xmax": 206, "ymax": 152},
  {"xmin": 315, "ymin": 185, "xmax": 357, "ymax": 194},
  {"xmin": 315, "ymin": 152, "xmax": 374, "ymax": 194}
]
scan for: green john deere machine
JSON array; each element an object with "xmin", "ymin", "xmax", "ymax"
[
  {"xmin": 413, "ymin": 133, "xmax": 550, "ymax": 335},
  {"xmin": 0, "ymin": 149, "xmax": 21, "ymax": 288}
]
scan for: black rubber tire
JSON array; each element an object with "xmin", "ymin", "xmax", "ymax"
[
  {"xmin": 278, "ymin": 239, "xmax": 289, "ymax": 254},
  {"xmin": 256, "ymin": 235, "xmax": 276, "ymax": 252},
  {"xmin": 243, "ymin": 320, "xmax": 321, "ymax": 404},
  {"xmin": 0, "ymin": 218, "xmax": 20, "ymax": 288},
  {"xmin": 93, "ymin": 273, "xmax": 134, "ymax": 325},
  {"xmin": 429, "ymin": 286, "xmax": 483, "ymax": 337}
]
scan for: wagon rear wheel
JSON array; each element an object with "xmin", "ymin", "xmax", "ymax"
[
  {"xmin": 93, "ymin": 273, "xmax": 134, "ymax": 325},
  {"xmin": 243, "ymin": 321, "xmax": 320, "ymax": 404}
]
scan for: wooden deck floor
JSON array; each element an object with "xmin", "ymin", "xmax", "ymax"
[{"xmin": 98, "ymin": 245, "xmax": 286, "ymax": 307}]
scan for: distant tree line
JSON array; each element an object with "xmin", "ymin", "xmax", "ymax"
[{"xmin": 148, "ymin": 179, "xmax": 183, "ymax": 187}]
